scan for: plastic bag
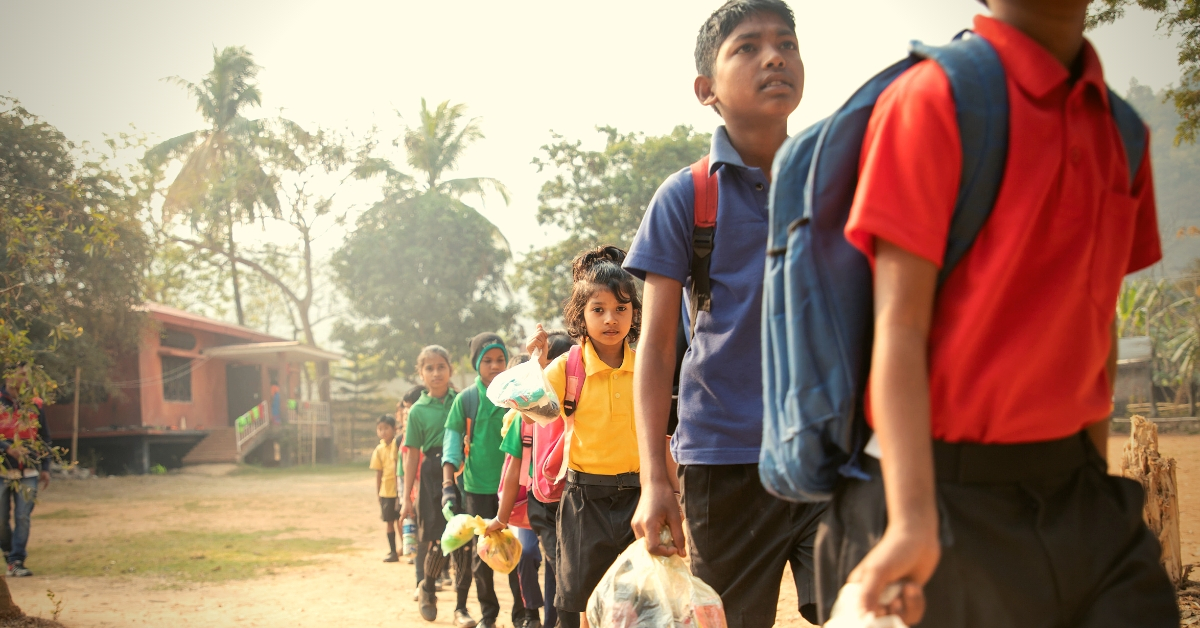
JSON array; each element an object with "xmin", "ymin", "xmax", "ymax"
[
  {"xmin": 478, "ymin": 528, "xmax": 523, "ymax": 574},
  {"xmin": 441, "ymin": 513, "xmax": 484, "ymax": 553},
  {"xmin": 824, "ymin": 582, "xmax": 907, "ymax": 628},
  {"xmin": 486, "ymin": 349, "xmax": 562, "ymax": 425},
  {"xmin": 587, "ymin": 529, "xmax": 726, "ymax": 628}
]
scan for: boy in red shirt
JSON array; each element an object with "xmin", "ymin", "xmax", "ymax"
[{"xmin": 818, "ymin": 1, "xmax": 1178, "ymax": 626}]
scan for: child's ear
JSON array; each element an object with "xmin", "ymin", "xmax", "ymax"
[{"xmin": 695, "ymin": 75, "xmax": 719, "ymax": 109}]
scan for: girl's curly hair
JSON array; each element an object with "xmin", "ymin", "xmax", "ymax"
[{"xmin": 562, "ymin": 245, "xmax": 642, "ymax": 343}]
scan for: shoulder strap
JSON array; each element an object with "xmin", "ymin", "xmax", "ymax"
[
  {"xmin": 688, "ymin": 155, "xmax": 718, "ymax": 339},
  {"xmin": 1107, "ymin": 87, "xmax": 1148, "ymax": 191},
  {"xmin": 460, "ymin": 386, "xmax": 480, "ymax": 445},
  {"xmin": 910, "ymin": 32, "xmax": 1009, "ymax": 286},
  {"xmin": 562, "ymin": 345, "xmax": 586, "ymax": 417}
]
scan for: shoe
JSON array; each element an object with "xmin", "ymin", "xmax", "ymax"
[
  {"xmin": 412, "ymin": 585, "xmax": 420, "ymax": 601},
  {"xmin": 407, "ymin": 555, "xmax": 415, "ymax": 564},
  {"xmin": 7, "ymin": 561, "xmax": 31, "ymax": 577},
  {"xmin": 453, "ymin": 608, "xmax": 478, "ymax": 628},
  {"xmin": 524, "ymin": 613, "xmax": 542, "ymax": 628},
  {"xmin": 418, "ymin": 582, "xmax": 437, "ymax": 622},
  {"xmin": 475, "ymin": 621, "xmax": 494, "ymax": 628},
  {"xmin": 383, "ymin": 551, "xmax": 400, "ymax": 563}
]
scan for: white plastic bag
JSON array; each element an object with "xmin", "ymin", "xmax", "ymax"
[
  {"xmin": 486, "ymin": 349, "xmax": 562, "ymax": 425},
  {"xmin": 824, "ymin": 582, "xmax": 907, "ymax": 628},
  {"xmin": 587, "ymin": 530, "xmax": 726, "ymax": 628}
]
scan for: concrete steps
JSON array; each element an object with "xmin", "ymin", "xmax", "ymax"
[{"xmin": 181, "ymin": 427, "xmax": 239, "ymax": 465}]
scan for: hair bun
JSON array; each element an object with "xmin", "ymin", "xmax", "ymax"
[{"xmin": 571, "ymin": 244, "xmax": 627, "ymax": 281}]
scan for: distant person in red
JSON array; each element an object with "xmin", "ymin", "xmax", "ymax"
[
  {"xmin": 818, "ymin": 1, "xmax": 1178, "ymax": 626},
  {"xmin": 270, "ymin": 383, "xmax": 282, "ymax": 425},
  {"xmin": 0, "ymin": 364, "xmax": 52, "ymax": 578}
]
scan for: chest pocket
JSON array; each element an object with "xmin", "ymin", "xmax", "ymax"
[{"xmin": 1089, "ymin": 189, "xmax": 1138, "ymax": 310}]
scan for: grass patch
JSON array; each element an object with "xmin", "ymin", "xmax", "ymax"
[
  {"xmin": 230, "ymin": 463, "xmax": 366, "ymax": 477},
  {"xmin": 34, "ymin": 529, "xmax": 352, "ymax": 582},
  {"xmin": 33, "ymin": 508, "xmax": 88, "ymax": 520}
]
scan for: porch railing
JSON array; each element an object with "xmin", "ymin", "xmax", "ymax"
[{"xmin": 234, "ymin": 401, "xmax": 270, "ymax": 452}]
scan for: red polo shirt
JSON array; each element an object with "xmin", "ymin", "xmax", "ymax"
[{"xmin": 845, "ymin": 15, "xmax": 1161, "ymax": 444}]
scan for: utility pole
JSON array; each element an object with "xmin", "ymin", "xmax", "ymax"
[{"xmin": 71, "ymin": 366, "xmax": 80, "ymax": 465}]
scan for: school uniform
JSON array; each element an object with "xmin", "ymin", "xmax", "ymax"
[
  {"xmin": 445, "ymin": 374, "xmax": 525, "ymax": 626},
  {"xmin": 538, "ymin": 338, "xmax": 640, "ymax": 617},
  {"xmin": 626, "ymin": 125, "xmax": 824, "ymax": 628},
  {"xmin": 403, "ymin": 390, "xmax": 471, "ymax": 605},
  {"xmin": 821, "ymin": 15, "xmax": 1177, "ymax": 627},
  {"xmin": 368, "ymin": 438, "xmax": 400, "ymax": 522},
  {"xmin": 499, "ymin": 410, "xmax": 554, "ymax": 628}
]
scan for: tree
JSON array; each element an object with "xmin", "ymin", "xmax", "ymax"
[
  {"xmin": 144, "ymin": 46, "xmax": 298, "ymax": 325},
  {"xmin": 1088, "ymin": 0, "xmax": 1200, "ymax": 143},
  {"xmin": 0, "ymin": 97, "xmax": 148, "ymax": 407},
  {"xmin": 336, "ymin": 99, "xmax": 516, "ymax": 369},
  {"xmin": 331, "ymin": 341, "xmax": 392, "ymax": 461},
  {"xmin": 513, "ymin": 125, "xmax": 711, "ymax": 323}
]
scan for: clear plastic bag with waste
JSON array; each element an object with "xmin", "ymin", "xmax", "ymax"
[
  {"xmin": 824, "ymin": 582, "xmax": 907, "ymax": 628},
  {"xmin": 486, "ymin": 348, "xmax": 562, "ymax": 425},
  {"xmin": 587, "ymin": 529, "xmax": 727, "ymax": 628},
  {"xmin": 478, "ymin": 528, "xmax": 523, "ymax": 574},
  {"xmin": 441, "ymin": 513, "xmax": 484, "ymax": 554}
]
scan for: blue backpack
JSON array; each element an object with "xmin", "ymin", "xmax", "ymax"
[{"xmin": 760, "ymin": 32, "xmax": 1148, "ymax": 503}]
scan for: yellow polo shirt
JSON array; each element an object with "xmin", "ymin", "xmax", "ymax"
[
  {"xmin": 544, "ymin": 338, "xmax": 638, "ymax": 475},
  {"xmin": 369, "ymin": 439, "xmax": 399, "ymax": 498}
]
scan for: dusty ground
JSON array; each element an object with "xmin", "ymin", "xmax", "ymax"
[{"xmin": 5, "ymin": 434, "xmax": 1198, "ymax": 627}]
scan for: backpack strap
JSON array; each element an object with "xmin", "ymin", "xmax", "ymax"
[
  {"xmin": 458, "ymin": 386, "xmax": 480, "ymax": 471},
  {"xmin": 688, "ymin": 155, "xmax": 718, "ymax": 339},
  {"xmin": 1107, "ymin": 87, "xmax": 1148, "ymax": 191},
  {"xmin": 910, "ymin": 32, "xmax": 1009, "ymax": 286},
  {"xmin": 562, "ymin": 345, "xmax": 586, "ymax": 417}
]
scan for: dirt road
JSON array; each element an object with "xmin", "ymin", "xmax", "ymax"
[{"xmin": 7, "ymin": 434, "xmax": 1197, "ymax": 627}]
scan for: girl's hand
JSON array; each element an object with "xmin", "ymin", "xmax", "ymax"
[
  {"xmin": 400, "ymin": 500, "xmax": 415, "ymax": 522},
  {"xmin": 526, "ymin": 324, "xmax": 548, "ymax": 363},
  {"xmin": 484, "ymin": 517, "xmax": 507, "ymax": 536}
]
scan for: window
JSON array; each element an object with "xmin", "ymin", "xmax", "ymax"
[
  {"xmin": 162, "ymin": 356, "xmax": 193, "ymax": 402},
  {"xmin": 161, "ymin": 328, "xmax": 197, "ymax": 350}
]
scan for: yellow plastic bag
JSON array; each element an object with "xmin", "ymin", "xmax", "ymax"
[
  {"xmin": 478, "ymin": 528, "xmax": 523, "ymax": 574},
  {"xmin": 441, "ymin": 514, "xmax": 484, "ymax": 553},
  {"xmin": 587, "ymin": 530, "xmax": 726, "ymax": 628}
]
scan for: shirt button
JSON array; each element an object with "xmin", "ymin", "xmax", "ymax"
[
  {"xmin": 614, "ymin": 393, "xmax": 621, "ymax": 399},
  {"xmin": 755, "ymin": 183, "xmax": 765, "ymax": 191},
  {"xmin": 1070, "ymin": 147, "xmax": 1081, "ymax": 164}
]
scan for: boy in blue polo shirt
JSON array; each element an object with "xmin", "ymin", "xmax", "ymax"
[{"xmin": 624, "ymin": 1, "xmax": 822, "ymax": 626}]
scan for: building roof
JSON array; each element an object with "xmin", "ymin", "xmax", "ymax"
[
  {"xmin": 138, "ymin": 302, "xmax": 282, "ymax": 343},
  {"xmin": 1118, "ymin": 336, "xmax": 1153, "ymax": 365},
  {"xmin": 203, "ymin": 341, "xmax": 343, "ymax": 364}
]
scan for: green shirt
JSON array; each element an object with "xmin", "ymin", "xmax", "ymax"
[
  {"xmin": 445, "ymin": 377, "xmax": 507, "ymax": 495},
  {"xmin": 404, "ymin": 390, "xmax": 457, "ymax": 452},
  {"xmin": 499, "ymin": 411, "xmax": 533, "ymax": 476}
]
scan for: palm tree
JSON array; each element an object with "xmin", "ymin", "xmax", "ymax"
[{"xmin": 144, "ymin": 46, "xmax": 295, "ymax": 325}]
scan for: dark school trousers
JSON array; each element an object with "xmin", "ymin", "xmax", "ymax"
[
  {"xmin": 680, "ymin": 463, "xmax": 825, "ymax": 628},
  {"xmin": 418, "ymin": 450, "xmax": 471, "ymax": 607},
  {"xmin": 527, "ymin": 495, "xmax": 560, "ymax": 628},
  {"xmin": 556, "ymin": 471, "xmax": 639, "ymax": 619},
  {"xmin": 816, "ymin": 433, "xmax": 1179, "ymax": 627},
  {"xmin": 465, "ymin": 491, "xmax": 526, "ymax": 625}
]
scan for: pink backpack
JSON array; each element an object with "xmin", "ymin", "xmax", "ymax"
[
  {"xmin": 498, "ymin": 421, "xmax": 533, "ymax": 529},
  {"xmin": 531, "ymin": 345, "xmax": 586, "ymax": 503}
]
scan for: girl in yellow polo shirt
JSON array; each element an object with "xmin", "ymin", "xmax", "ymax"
[{"xmin": 490, "ymin": 245, "xmax": 640, "ymax": 628}]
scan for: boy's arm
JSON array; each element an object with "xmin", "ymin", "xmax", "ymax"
[
  {"xmin": 630, "ymin": 272, "xmax": 686, "ymax": 557},
  {"xmin": 401, "ymin": 448, "xmax": 420, "ymax": 520},
  {"xmin": 375, "ymin": 468, "xmax": 383, "ymax": 495},
  {"xmin": 849, "ymin": 239, "xmax": 940, "ymax": 625},
  {"xmin": 486, "ymin": 454, "xmax": 522, "ymax": 534}
]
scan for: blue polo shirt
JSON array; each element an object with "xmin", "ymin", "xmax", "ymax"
[{"xmin": 624, "ymin": 125, "xmax": 770, "ymax": 466}]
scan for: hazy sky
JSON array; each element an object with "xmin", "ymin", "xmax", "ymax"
[{"xmin": 0, "ymin": 0, "xmax": 1185, "ymax": 335}]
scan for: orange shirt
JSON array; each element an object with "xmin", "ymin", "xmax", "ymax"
[{"xmin": 845, "ymin": 15, "xmax": 1161, "ymax": 444}]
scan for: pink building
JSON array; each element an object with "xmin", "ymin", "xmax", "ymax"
[{"xmin": 44, "ymin": 303, "xmax": 340, "ymax": 473}]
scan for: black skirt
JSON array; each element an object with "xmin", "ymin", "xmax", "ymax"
[{"xmin": 417, "ymin": 447, "xmax": 450, "ymax": 543}]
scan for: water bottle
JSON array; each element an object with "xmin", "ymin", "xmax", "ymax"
[{"xmin": 402, "ymin": 517, "xmax": 417, "ymax": 555}]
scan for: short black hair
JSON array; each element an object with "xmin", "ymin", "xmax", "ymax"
[
  {"xmin": 377, "ymin": 415, "xmax": 396, "ymax": 428},
  {"xmin": 695, "ymin": 0, "xmax": 796, "ymax": 78},
  {"xmin": 545, "ymin": 330, "xmax": 576, "ymax": 362},
  {"xmin": 402, "ymin": 385, "xmax": 425, "ymax": 406}
]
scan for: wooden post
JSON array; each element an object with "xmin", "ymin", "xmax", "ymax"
[
  {"xmin": 1122, "ymin": 415, "xmax": 1183, "ymax": 588},
  {"xmin": 71, "ymin": 366, "xmax": 80, "ymax": 465}
]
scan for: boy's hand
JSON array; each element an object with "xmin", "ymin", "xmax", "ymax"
[
  {"xmin": 400, "ymin": 500, "xmax": 415, "ymax": 521},
  {"xmin": 526, "ymin": 324, "xmax": 549, "ymax": 366},
  {"xmin": 631, "ymin": 479, "xmax": 686, "ymax": 558},
  {"xmin": 441, "ymin": 484, "xmax": 457, "ymax": 510},
  {"xmin": 848, "ymin": 523, "xmax": 939, "ymax": 625},
  {"xmin": 483, "ymin": 517, "xmax": 507, "ymax": 536}
]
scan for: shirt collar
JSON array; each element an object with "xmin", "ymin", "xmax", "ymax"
[
  {"xmin": 709, "ymin": 125, "xmax": 748, "ymax": 175},
  {"xmin": 972, "ymin": 15, "xmax": 1108, "ymax": 105},
  {"xmin": 582, "ymin": 338, "xmax": 636, "ymax": 377}
]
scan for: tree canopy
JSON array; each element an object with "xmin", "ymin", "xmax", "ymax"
[{"xmin": 513, "ymin": 125, "xmax": 710, "ymax": 323}]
